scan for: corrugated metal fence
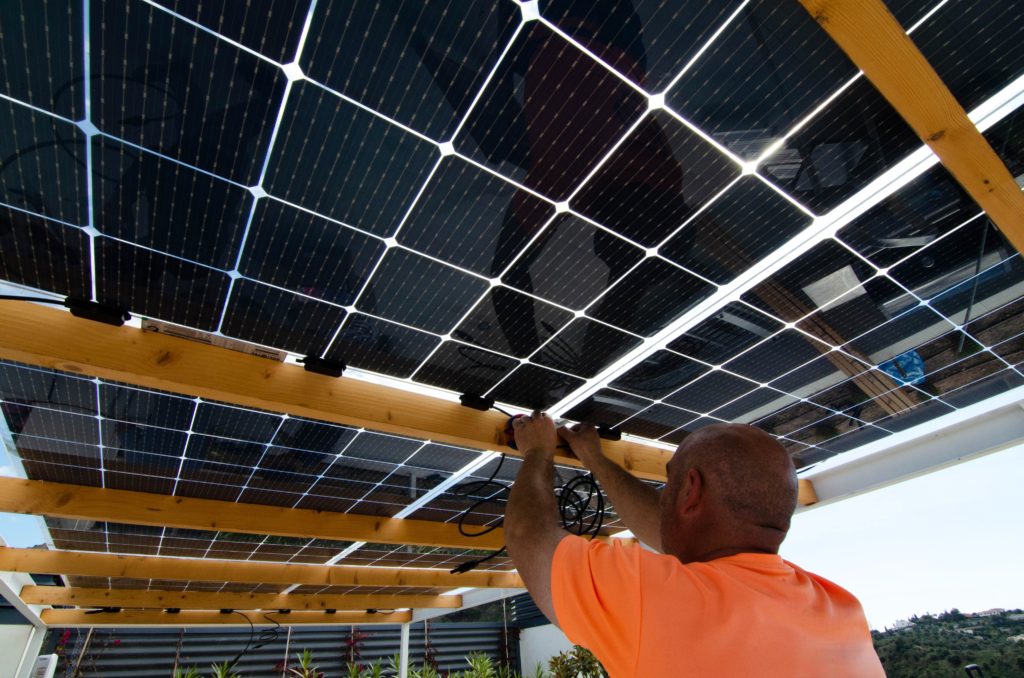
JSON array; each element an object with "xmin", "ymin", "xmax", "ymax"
[{"xmin": 53, "ymin": 622, "xmax": 519, "ymax": 676}]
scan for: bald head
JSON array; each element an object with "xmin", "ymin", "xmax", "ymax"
[{"xmin": 659, "ymin": 424, "xmax": 798, "ymax": 562}]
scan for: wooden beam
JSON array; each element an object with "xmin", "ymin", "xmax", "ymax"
[
  {"xmin": 0, "ymin": 302, "xmax": 670, "ymax": 481},
  {"xmin": 19, "ymin": 586, "xmax": 461, "ymax": 611},
  {"xmin": 0, "ymin": 478, "xmax": 504, "ymax": 551},
  {"xmin": 41, "ymin": 608, "xmax": 411, "ymax": 627},
  {"xmin": 0, "ymin": 548, "xmax": 524, "ymax": 589},
  {"xmin": 799, "ymin": 0, "xmax": 1024, "ymax": 254},
  {"xmin": 798, "ymin": 479, "xmax": 818, "ymax": 506}
]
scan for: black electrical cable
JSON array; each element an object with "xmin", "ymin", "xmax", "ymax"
[
  {"xmin": 0, "ymin": 295, "xmax": 65, "ymax": 304},
  {"xmin": 226, "ymin": 611, "xmax": 281, "ymax": 671},
  {"xmin": 450, "ymin": 408, "xmax": 607, "ymax": 574},
  {"xmin": 558, "ymin": 474, "xmax": 606, "ymax": 537}
]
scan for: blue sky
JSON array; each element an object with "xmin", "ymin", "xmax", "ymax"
[
  {"xmin": 0, "ymin": 459, "xmax": 49, "ymax": 549},
  {"xmin": 782, "ymin": 444, "xmax": 1024, "ymax": 629}
]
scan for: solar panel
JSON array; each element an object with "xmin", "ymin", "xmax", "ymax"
[{"xmin": 1, "ymin": 0, "xmax": 1023, "ymax": 520}]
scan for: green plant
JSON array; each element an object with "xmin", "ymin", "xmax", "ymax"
[
  {"xmin": 527, "ymin": 663, "xmax": 546, "ymax": 678},
  {"xmin": 345, "ymin": 662, "xmax": 363, "ymax": 678},
  {"xmin": 208, "ymin": 662, "xmax": 240, "ymax": 678},
  {"xmin": 288, "ymin": 649, "xmax": 322, "ymax": 678},
  {"xmin": 464, "ymin": 653, "xmax": 498, "ymax": 678},
  {"xmin": 548, "ymin": 646, "xmax": 607, "ymax": 678},
  {"xmin": 409, "ymin": 662, "xmax": 440, "ymax": 678},
  {"xmin": 495, "ymin": 661, "xmax": 520, "ymax": 678},
  {"xmin": 172, "ymin": 668, "xmax": 203, "ymax": 678},
  {"xmin": 362, "ymin": 659, "xmax": 385, "ymax": 678}
]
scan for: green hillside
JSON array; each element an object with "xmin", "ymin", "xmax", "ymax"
[{"xmin": 873, "ymin": 609, "xmax": 1024, "ymax": 677}]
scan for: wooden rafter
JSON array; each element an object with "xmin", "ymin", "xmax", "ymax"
[
  {"xmin": 19, "ymin": 585, "xmax": 461, "ymax": 611},
  {"xmin": 0, "ymin": 478, "xmax": 505, "ymax": 551},
  {"xmin": 41, "ymin": 608, "xmax": 411, "ymax": 627},
  {"xmin": 0, "ymin": 302, "xmax": 672, "ymax": 481},
  {"xmin": 0, "ymin": 548, "xmax": 525, "ymax": 589},
  {"xmin": 799, "ymin": 0, "xmax": 1024, "ymax": 254}
]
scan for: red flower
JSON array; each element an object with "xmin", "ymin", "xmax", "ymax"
[{"xmin": 113, "ymin": 639, "xmax": 121, "ymax": 646}]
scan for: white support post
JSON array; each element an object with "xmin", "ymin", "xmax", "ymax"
[
  {"xmin": 0, "ymin": 536, "xmax": 48, "ymax": 678},
  {"xmin": 0, "ymin": 571, "xmax": 46, "ymax": 629},
  {"xmin": 13, "ymin": 625, "xmax": 47, "ymax": 678},
  {"xmin": 399, "ymin": 623, "xmax": 411, "ymax": 678}
]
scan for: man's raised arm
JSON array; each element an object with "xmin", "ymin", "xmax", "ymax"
[
  {"xmin": 505, "ymin": 413, "xmax": 572, "ymax": 627},
  {"xmin": 559, "ymin": 425, "xmax": 664, "ymax": 551}
]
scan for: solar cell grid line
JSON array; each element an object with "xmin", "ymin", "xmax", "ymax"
[
  {"xmin": 308, "ymin": 12, "xmax": 533, "ymax": 354},
  {"xmin": 546, "ymin": 83, "xmax": 1024, "ymax": 423},
  {"xmin": 2, "ymin": 5, "xmax": 1024, "ymax": 467},
  {"xmin": 586, "ymin": 304, "xmax": 973, "ymax": 444},
  {"xmin": 749, "ymin": 0, "xmax": 952, "ymax": 166},
  {"xmin": 8, "ymin": 0, "xmax": 806, "ymax": 387},
  {"xmin": 228, "ymin": 415, "xmax": 290, "ymax": 502},
  {"xmin": 311, "ymin": 18, "xmax": 720, "ymax": 378},
  {"xmin": 278, "ymin": 449, "xmax": 497, "ymax": 592},
  {"xmin": 0, "ymin": 8, "xmax": 937, "ymax": 274},
  {"xmin": 285, "ymin": 426, "xmax": 365, "ymax": 510},
  {"xmin": 657, "ymin": 0, "xmax": 754, "ymax": 97},
  {"xmin": 343, "ymin": 439, "xmax": 431, "ymax": 515},
  {"xmin": 79, "ymin": 0, "xmax": 100, "ymax": 303}
]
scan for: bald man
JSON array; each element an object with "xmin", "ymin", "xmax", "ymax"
[{"xmin": 505, "ymin": 414, "xmax": 884, "ymax": 677}]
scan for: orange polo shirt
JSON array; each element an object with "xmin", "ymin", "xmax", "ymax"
[{"xmin": 551, "ymin": 535, "xmax": 884, "ymax": 678}]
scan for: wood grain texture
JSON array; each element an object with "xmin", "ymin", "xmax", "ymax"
[
  {"xmin": 0, "ymin": 547, "xmax": 524, "ymax": 589},
  {"xmin": 0, "ymin": 302, "xmax": 671, "ymax": 481},
  {"xmin": 0, "ymin": 477, "xmax": 505, "ymax": 551},
  {"xmin": 40, "ymin": 608, "xmax": 412, "ymax": 627},
  {"xmin": 799, "ymin": 0, "xmax": 1024, "ymax": 253},
  {"xmin": 19, "ymin": 585, "xmax": 461, "ymax": 611},
  {"xmin": 798, "ymin": 478, "xmax": 819, "ymax": 506}
]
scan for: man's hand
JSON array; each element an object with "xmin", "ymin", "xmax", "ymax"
[
  {"xmin": 558, "ymin": 423, "xmax": 603, "ymax": 466},
  {"xmin": 513, "ymin": 411, "xmax": 557, "ymax": 456}
]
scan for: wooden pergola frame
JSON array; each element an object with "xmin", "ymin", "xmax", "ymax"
[
  {"xmin": 798, "ymin": 0, "xmax": 1024, "ymax": 252},
  {"xmin": 0, "ymin": 548, "xmax": 524, "ymax": 590},
  {"xmin": 20, "ymin": 586, "xmax": 463, "ymax": 612},
  {"xmin": 41, "ymin": 609, "xmax": 413, "ymax": 628},
  {"xmin": 0, "ymin": 478, "xmax": 506, "ymax": 551},
  {"xmin": 0, "ymin": 0, "xmax": 1019, "ymax": 634}
]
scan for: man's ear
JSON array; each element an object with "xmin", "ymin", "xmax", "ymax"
[{"xmin": 678, "ymin": 467, "xmax": 703, "ymax": 515}]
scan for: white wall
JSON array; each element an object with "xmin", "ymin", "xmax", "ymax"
[
  {"xmin": 0, "ymin": 625, "xmax": 34, "ymax": 678},
  {"xmin": 519, "ymin": 624, "xmax": 574, "ymax": 676}
]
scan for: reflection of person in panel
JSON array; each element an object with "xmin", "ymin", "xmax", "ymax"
[
  {"xmin": 506, "ymin": 413, "xmax": 884, "ymax": 677},
  {"xmin": 413, "ymin": 2, "xmax": 691, "ymax": 365},
  {"xmin": 500, "ymin": 5, "xmax": 691, "ymax": 363}
]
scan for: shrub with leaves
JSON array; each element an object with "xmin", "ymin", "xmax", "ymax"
[
  {"xmin": 409, "ymin": 662, "xmax": 440, "ymax": 678},
  {"xmin": 547, "ymin": 646, "xmax": 607, "ymax": 678},
  {"xmin": 209, "ymin": 661, "xmax": 241, "ymax": 678},
  {"xmin": 288, "ymin": 649, "xmax": 324, "ymax": 678}
]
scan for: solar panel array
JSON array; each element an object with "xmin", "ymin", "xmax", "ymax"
[
  {"xmin": 2, "ymin": 0, "xmax": 1024, "ymax": 579},
  {"xmin": 0, "ymin": 358, "xmax": 527, "ymax": 576},
  {"xmin": 0, "ymin": 358, "xmax": 628, "ymax": 576}
]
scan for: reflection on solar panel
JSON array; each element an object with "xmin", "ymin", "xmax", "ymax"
[{"xmin": 2, "ymin": 0, "xmax": 1024, "ymax": 581}]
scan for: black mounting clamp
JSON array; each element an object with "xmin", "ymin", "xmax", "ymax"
[{"xmin": 299, "ymin": 356, "xmax": 346, "ymax": 378}]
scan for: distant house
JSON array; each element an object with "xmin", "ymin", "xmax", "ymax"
[
  {"xmin": 890, "ymin": 619, "xmax": 914, "ymax": 630},
  {"xmin": 978, "ymin": 608, "xmax": 1005, "ymax": 617},
  {"xmin": 1009, "ymin": 634, "xmax": 1024, "ymax": 643}
]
